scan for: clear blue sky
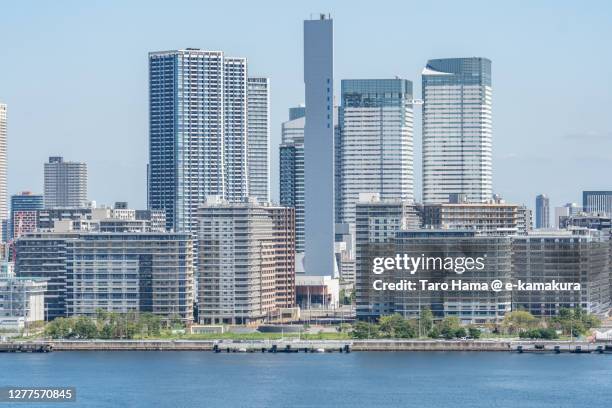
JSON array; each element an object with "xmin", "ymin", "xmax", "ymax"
[{"xmin": 1, "ymin": 0, "xmax": 611, "ymax": 212}]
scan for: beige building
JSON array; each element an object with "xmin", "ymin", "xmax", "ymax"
[{"xmin": 197, "ymin": 198, "xmax": 295, "ymax": 325}]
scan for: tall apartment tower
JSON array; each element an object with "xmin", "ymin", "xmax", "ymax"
[
  {"xmin": 422, "ymin": 58, "xmax": 493, "ymax": 204},
  {"xmin": 338, "ymin": 79, "xmax": 414, "ymax": 231},
  {"xmin": 279, "ymin": 107, "xmax": 306, "ymax": 253},
  {"xmin": 0, "ymin": 104, "xmax": 7, "ymax": 241},
  {"xmin": 535, "ymin": 194, "xmax": 550, "ymax": 229},
  {"xmin": 43, "ymin": 156, "xmax": 87, "ymax": 208},
  {"xmin": 247, "ymin": 77, "xmax": 270, "ymax": 203},
  {"xmin": 304, "ymin": 14, "xmax": 335, "ymax": 276},
  {"xmin": 197, "ymin": 198, "xmax": 295, "ymax": 324},
  {"xmin": 148, "ymin": 49, "xmax": 248, "ymax": 233}
]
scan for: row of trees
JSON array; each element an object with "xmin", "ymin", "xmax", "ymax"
[
  {"xmin": 44, "ymin": 310, "xmax": 171, "ymax": 339},
  {"xmin": 351, "ymin": 310, "xmax": 481, "ymax": 340},
  {"xmin": 351, "ymin": 307, "xmax": 601, "ymax": 340},
  {"xmin": 501, "ymin": 307, "xmax": 600, "ymax": 338}
]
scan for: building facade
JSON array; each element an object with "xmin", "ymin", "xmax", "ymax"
[
  {"xmin": 535, "ymin": 194, "xmax": 550, "ymax": 229},
  {"xmin": 15, "ymin": 231, "xmax": 194, "ymax": 322},
  {"xmin": 43, "ymin": 156, "xmax": 88, "ymax": 208},
  {"xmin": 279, "ymin": 107, "xmax": 306, "ymax": 253},
  {"xmin": 10, "ymin": 192, "xmax": 44, "ymax": 239},
  {"xmin": 512, "ymin": 230, "xmax": 610, "ymax": 317},
  {"xmin": 247, "ymin": 77, "xmax": 270, "ymax": 203},
  {"xmin": 354, "ymin": 193, "xmax": 421, "ymax": 319},
  {"xmin": 583, "ymin": 191, "xmax": 612, "ymax": 216},
  {"xmin": 148, "ymin": 49, "xmax": 248, "ymax": 233},
  {"xmin": 0, "ymin": 103, "xmax": 7, "ymax": 242},
  {"xmin": 304, "ymin": 15, "xmax": 335, "ymax": 275},
  {"xmin": 0, "ymin": 277, "xmax": 47, "ymax": 329},
  {"xmin": 357, "ymin": 230, "xmax": 512, "ymax": 324},
  {"xmin": 15, "ymin": 232, "xmax": 78, "ymax": 320},
  {"xmin": 197, "ymin": 199, "xmax": 295, "ymax": 324},
  {"xmin": 338, "ymin": 79, "xmax": 414, "ymax": 232},
  {"xmin": 65, "ymin": 233, "xmax": 194, "ymax": 322},
  {"xmin": 422, "ymin": 58, "xmax": 493, "ymax": 204},
  {"xmin": 422, "ymin": 202, "xmax": 528, "ymax": 235}
]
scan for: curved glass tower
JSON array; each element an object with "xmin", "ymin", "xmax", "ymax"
[{"xmin": 422, "ymin": 57, "xmax": 492, "ymax": 204}]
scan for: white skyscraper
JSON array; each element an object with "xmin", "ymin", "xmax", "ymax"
[
  {"xmin": 422, "ymin": 58, "xmax": 492, "ymax": 204},
  {"xmin": 44, "ymin": 156, "xmax": 88, "ymax": 208},
  {"xmin": 338, "ymin": 79, "xmax": 414, "ymax": 231},
  {"xmin": 304, "ymin": 15, "xmax": 335, "ymax": 276},
  {"xmin": 148, "ymin": 49, "xmax": 248, "ymax": 233},
  {"xmin": 247, "ymin": 77, "xmax": 270, "ymax": 203},
  {"xmin": 0, "ymin": 103, "xmax": 7, "ymax": 241}
]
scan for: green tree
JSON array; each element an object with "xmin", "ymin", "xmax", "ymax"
[
  {"xmin": 351, "ymin": 321, "xmax": 379, "ymax": 339},
  {"xmin": 438, "ymin": 317, "xmax": 461, "ymax": 339},
  {"xmin": 44, "ymin": 317, "xmax": 74, "ymax": 339},
  {"xmin": 468, "ymin": 327, "xmax": 481, "ymax": 339},
  {"xmin": 502, "ymin": 311, "xmax": 537, "ymax": 334},
  {"xmin": 419, "ymin": 308, "xmax": 434, "ymax": 336},
  {"xmin": 73, "ymin": 316, "xmax": 98, "ymax": 339}
]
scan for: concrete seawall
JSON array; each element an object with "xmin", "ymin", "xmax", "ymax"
[
  {"xmin": 50, "ymin": 340, "xmax": 216, "ymax": 351},
  {"xmin": 5, "ymin": 339, "xmax": 608, "ymax": 353},
  {"xmin": 48, "ymin": 339, "xmax": 512, "ymax": 351},
  {"xmin": 352, "ymin": 340, "xmax": 512, "ymax": 351}
]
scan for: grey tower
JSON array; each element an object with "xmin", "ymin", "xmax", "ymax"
[
  {"xmin": 44, "ymin": 156, "xmax": 88, "ymax": 208},
  {"xmin": 535, "ymin": 194, "xmax": 550, "ymax": 229},
  {"xmin": 304, "ymin": 14, "xmax": 335, "ymax": 276}
]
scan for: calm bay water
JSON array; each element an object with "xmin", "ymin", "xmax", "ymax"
[{"xmin": 1, "ymin": 351, "xmax": 612, "ymax": 407}]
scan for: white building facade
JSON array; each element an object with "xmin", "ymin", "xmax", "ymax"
[
  {"xmin": 338, "ymin": 79, "xmax": 414, "ymax": 232},
  {"xmin": 422, "ymin": 58, "xmax": 492, "ymax": 204},
  {"xmin": 247, "ymin": 77, "xmax": 270, "ymax": 203}
]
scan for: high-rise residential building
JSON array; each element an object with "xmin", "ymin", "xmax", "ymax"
[
  {"xmin": 15, "ymin": 231, "xmax": 194, "ymax": 322},
  {"xmin": 10, "ymin": 192, "xmax": 44, "ymax": 239},
  {"xmin": 583, "ymin": 191, "xmax": 612, "ymax": 216},
  {"xmin": 422, "ymin": 58, "xmax": 493, "ymax": 204},
  {"xmin": 65, "ymin": 233, "xmax": 194, "ymax": 322},
  {"xmin": 535, "ymin": 194, "xmax": 550, "ymax": 229},
  {"xmin": 357, "ymin": 229, "xmax": 512, "ymax": 323},
  {"xmin": 304, "ymin": 14, "xmax": 335, "ymax": 276},
  {"xmin": 279, "ymin": 107, "xmax": 305, "ymax": 253},
  {"xmin": 0, "ymin": 103, "xmax": 7, "ymax": 241},
  {"xmin": 247, "ymin": 77, "xmax": 270, "ymax": 203},
  {"xmin": 354, "ymin": 193, "xmax": 421, "ymax": 319},
  {"xmin": 512, "ymin": 230, "xmax": 610, "ymax": 317},
  {"xmin": 148, "ymin": 49, "xmax": 248, "ymax": 233},
  {"xmin": 14, "ymin": 232, "xmax": 78, "ymax": 320},
  {"xmin": 197, "ymin": 198, "xmax": 295, "ymax": 324},
  {"xmin": 338, "ymin": 79, "xmax": 414, "ymax": 232},
  {"xmin": 43, "ymin": 156, "xmax": 88, "ymax": 208}
]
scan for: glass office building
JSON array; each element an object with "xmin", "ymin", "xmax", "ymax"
[
  {"xmin": 338, "ymin": 79, "xmax": 414, "ymax": 232},
  {"xmin": 422, "ymin": 58, "xmax": 492, "ymax": 204}
]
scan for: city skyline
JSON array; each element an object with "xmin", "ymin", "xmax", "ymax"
[{"xmin": 1, "ymin": 1, "xmax": 611, "ymax": 213}]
